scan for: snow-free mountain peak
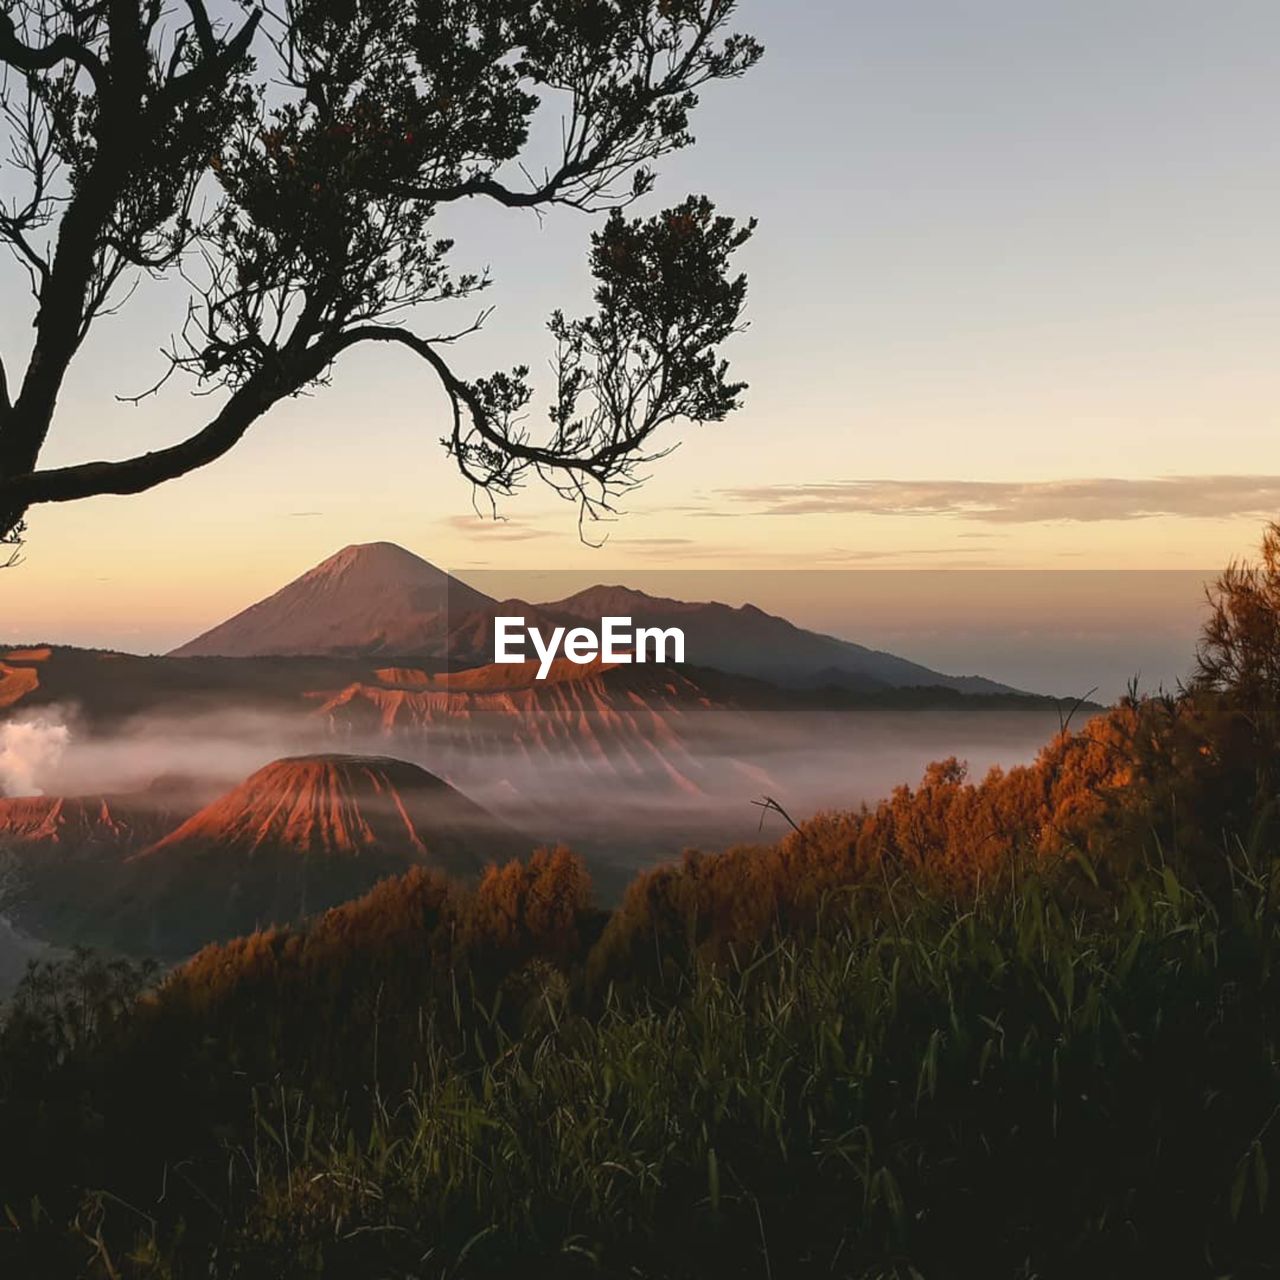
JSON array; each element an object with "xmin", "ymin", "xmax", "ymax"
[{"xmin": 171, "ymin": 543, "xmax": 495, "ymax": 658}]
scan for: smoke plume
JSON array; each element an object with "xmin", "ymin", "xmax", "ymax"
[{"xmin": 0, "ymin": 714, "xmax": 71, "ymax": 796}]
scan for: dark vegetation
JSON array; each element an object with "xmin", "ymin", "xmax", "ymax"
[
  {"xmin": 6, "ymin": 529, "xmax": 1280, "ymax": 1276},
  {"xmin": 0, "ymin": 0, "xmax": 760, "ymax": 550}
]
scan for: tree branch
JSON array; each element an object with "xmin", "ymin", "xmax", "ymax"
[
  {"xmin": 0, "ymin": 373, "xmax": 280, "ymax": 507},
  {"xmin": 0, "ymin": 10, "xmax": 108, "ymax": 92},
  {"xmin": 183, "ymin": 0, "xmax": 219, "ymax": 60},
  {"xmin": 0, "ymin": 315, "xmax": 634, "ymax": 514},
  {"xmin": 412, "ymin": 167, "xmax": 609, "ymax": 212},
  {"xmin": 335, "ymin": 324, "xmax": 655, "ymax": 477},
  {"xmin": 158, "ymin": 8, "xmax": 260, "ymax": 108},
  {"xmin": 1, "ymin": 2, "xmax": 261, "ymax": 478}
]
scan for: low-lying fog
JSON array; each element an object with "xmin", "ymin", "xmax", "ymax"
[{"xmin": 3, "ymin": 700, "xmax": 1065, "ymax": 893}]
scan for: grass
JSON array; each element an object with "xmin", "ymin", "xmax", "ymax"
[{"xmin": 56, "ymin": 850, "xmax": 1280, "ymax": 1279}]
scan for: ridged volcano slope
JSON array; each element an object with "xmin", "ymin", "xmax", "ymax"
[{"xmin": 110, "ymin": 755, "xmax": 526, "ymax": 957}]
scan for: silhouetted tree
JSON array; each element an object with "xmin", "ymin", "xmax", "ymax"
[
  {"xmin": 0, "ymin": 0, "xmax": 760, "ymax": 550},
  {"xmin": 1195, "ymin": 522, "xmax": 1280, "ymax": 780},
  {"xmin": 1155, "ymin": 520, "xmax": 1280, "ymax": 844}
]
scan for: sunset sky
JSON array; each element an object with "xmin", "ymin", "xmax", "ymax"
[{"xmin": 4, "ymin": 0, "xmax": 1280, "ymax": 656}]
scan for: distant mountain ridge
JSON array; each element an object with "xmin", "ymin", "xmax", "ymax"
[
  {"xmin": 168, "ymin": 543, "xmax": 1024, "ymax": 695},
  {"xmin": 544, "ymin": 584, "xmax": 1013, "ymax": 695}
]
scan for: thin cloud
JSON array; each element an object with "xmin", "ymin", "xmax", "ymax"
[
  {"xmin": 617, "ymin": 537, "xmax": 697, "ymax": 547},
  {"xmin": 616, "ymin": 542, "xmax": 992, "ymax": 567},
  {"xmin": 439, "ymin": 514, "xmax": 555, "ymax": 542},
  {"xmin": 719, "ymin": 476, "xmax": 1280, "ymax": 524}
]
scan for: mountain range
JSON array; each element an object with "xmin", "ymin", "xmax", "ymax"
[
  {"xmin": 0, "ymin": 542, "xmax": 1074, "ymax": 973},
  {"xmin": 170, "ymin": 542, "xmax": 1018, "ymax": 695},
  {"xmin": 0, "ymin": 544, "xmax": 1070, "ymax": 866}
]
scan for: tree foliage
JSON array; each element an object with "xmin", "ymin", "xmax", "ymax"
[{"xmin": 0, "ymin": 0, "xmax": 761, "ymax": 545}]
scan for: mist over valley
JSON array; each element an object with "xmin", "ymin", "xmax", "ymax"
[{"xmin": 0, "ymin": 545, "xmax": 1073, "ymax": 968}]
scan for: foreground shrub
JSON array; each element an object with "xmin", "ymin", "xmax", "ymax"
[{"xmin": 15, "ymin": 852, "xmax": 1275, "ymax": 1279}]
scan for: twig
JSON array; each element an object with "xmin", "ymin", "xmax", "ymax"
[{"xmin": 751, "ymin": 795, "xmax": 803, "ymax": 840}]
